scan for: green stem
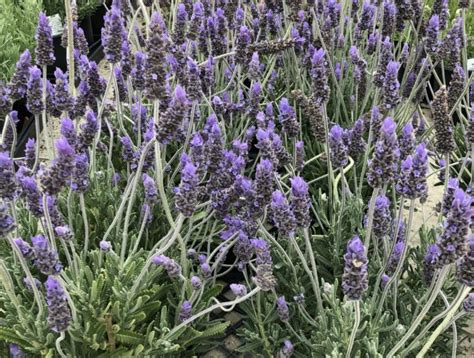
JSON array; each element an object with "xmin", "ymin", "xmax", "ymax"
[
  {"xmin": 386, "ymin": 265, "xmax": 450, "ymax": 357},
  {"xmin": 346, "ymin": 301, "xmax": 360, "ymax": 358},
  {"xmin": 416, "ymin": 286, "xmax": 471, "ymax": 357}
]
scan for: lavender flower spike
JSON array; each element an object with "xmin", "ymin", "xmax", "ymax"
[
  {"xmin": 396, "ymin": 143, "xmax": 428, "ymax": 199},
  {"xmin": 342, "ymin": 236, "xmax": 368, "ymax": 300},
  {"xmin": 367, "ymin": 117, "xmax": 400, "ymax": 188},
  {"xmin": 179, "ymin": 300, "xmax": 192, "ymax": 322},
  {"xmin": 423, "ymin": 244, "xmax": 441, "ymax": 284},
  {"xmin": 0, "ymin": 204, "xmax": 14, "ymax": 236},
  {"xmin": 230, "ymin": 283, "xmax": 248, "ymax": 297},
  {"xmin": 270, "ymin": 190, "xmax": 297, "ymax": 237},
  {"xmin": 157, "ymin": 85, "xmax": 189, "ymax": 144},
  {"xmin": 280, "ymin": 340, "xmax": 294, "ymax": 357},
  {"xmin": 45, "ymin": 276, "xmax": 72, "ymax": 332},
  {"xmin": 328, "ymin": 124, "xmax": 348, "ymax": 168},
  {"xmin": 290, "ymin": 176, "xmax": 311, "ymax": 228},
  {"xmin": 311, "ymin": 48, "xmax": 330, "ymax": 104},
  {"xmin": 175, "ymin": 156, "xmax": 199, "ymax": 217},
  {"xmin": 382, "ymin": 61, "xmax": 401, "ymax": 110},
  {"xmin": 71, "ymin": 153, "xmax": 89, "ymax": 193},
  {"xmin": 142, "ymin": 173, "xmax": 158, "ymax": 205},
  {"xmin": 456, "ymin": 236, "xmax": 474, "ymax": 287},
  {"xmin": 399, "ymin": 122, "xmax": 415, "ymax": 159},
  {"xmin": 35, "ymin": 13, "xmax": 55, "ymax": 66},
  {"xmin": 437, "ymin": 188, "xmax": 474, "ymax": 265},
  {"xmin": 152, "ymin": 254, "xmax": 182, "ymax": 278},
  {"xmin": 102, "ymin": 6, "xmax": 125, "ymax": 64},
  {"xmin": 386, "ymin": 241, "xmax": 405, "ymax": 275},
  {"xmin": 369, "ymin": 195, "xmax": 392, "ymax": 240},
  {"xmin": 31, "ymin": 235, "xmax": 62, "ymax": 275},
  {"xmin": 9, "ymin": 50, "xmax": 32, "ymax": 100},
  {"xmin": 431, "ymin": 86, "xmax": 454, "ymax": 155},
  {"xmin": 276, "ymin": 296, "xmax": 290, "ymax": 322},
  {"xmin": 27, "ymin": 66, "xmax": 44, "ymax": 114},
  {"xmin": 54, "ymin": 68, "xmax": 73, "ymax": 113},
  {"xmin": 0, "ymin": 152, "xmax": 16, "ymax": 201}
]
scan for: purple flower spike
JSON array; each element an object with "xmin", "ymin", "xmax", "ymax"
[
  {"xmin": 99, "ymin": 240, "xmax": 112, "ymax": 252},
  {"xmin": 45, "ymin": 276, "xmax": 72, "ymax": 332},
  {"xmin": 157, "ymin": 85, "xmax": 189, "ymax": 144},
  {"xmin": 448, "ymin": 64, "xmax": 465, "ymax": 110},
  {"xmin": 131, "ymin": 51, "xmax": 146, "ymax": 91},
  {"xmin": 230, "ymin": 283, "xmax": 247, "ymax": 297},
  {"xmin": 278, "ymin": 98, "xmax": 300, "ymax": 137},
  {"xmin": 14, "ymin": 238, "xmax": 35, "ymax": 260},
  {"xmin": 255, "ymin": 159, "xmax": 274, "ymax": 211},
  {"xmin": 54, "ymin": 68, "xmax": 73, "ymax": 113},
  {"xmin": 456, "ymin": 236, "xmax": 474, "ymax": 287},
  {"xmin": 270, "ymin": 190, "xmax": 297, "ymax": 238},
  {"xmin": 0, "ymin": 152, "xmax": 16, "ymax": 201},
  {"xmin": 39, "ymin": 138, "xmax": 76, "ymax": 195},
  {"xmin": 78, "ymin": 110, "xmax": 99, "ymax": 150},
  {"xmin": 9, "ymin": 344, "xmax": 25, "ymax": 358},
  {"xmin": 35, "ymin": 13, "xmax": 55, "ymax": 66},
  {"xmin": 425, "ymin": 15, "xmax": 440, "ymax": 55},
  {"xmin": 142, "ymin": 173, "xmax": 158, "ymax": 205},
  {"xmin": 295, "ymin": 141, "xmax": 305, "ymax": 171},
  {"xmin": 179, "ymin": 300, "xmax": 192, "ymax": 322},
  {"xmin": 175, "ymin": 156, "xmax": 199, "ymax": 217},
  {"xmin": 31, "ymin": 235, "xmax": 62, "ymax": 275},
  {"xmin": 311, "ymin": 48, "xmax": 330, "ymax": 104},
  {"xmin": 369, "ymin": 195, "xmax": 392, "ymax": 239},
  {"xmin": 102, "ymin": 6, "xmax": 126, "ymax": 64},
  {"xmin": 276, "ymin": 296, "xmax": 289, "ymax": 322},
  {"xmin": 399, "ymin": 122, "xmax": 414, "ymax": 159},
  {"xmin": 281, "ymin": 340, "xmax": 294, "ymax": 357},
  {"xmin": 17, "ymin": 175, "xmax": 43, "ymax": 217},
  {"xmin": 463, "ymin": 293, "xmax": 474, "ymax": 312},
  {"xmin": 423, "ymin": 244, "xmax": 441, "ymax": 284},
  {"xmin": 348, "ymin": 118, "xmax": 366, "ymax": 158},
  {"xmin": 27, "ymin": 66, "xmax": 44, "ymax": 114},
  {"xmin": 71, "ymin": 153, "xmax": 89, "ymax": 193},
  {"xmin": 387, "ymin": 241, "xmax": 405, "ymax": 275},
  {"xmin": 382, "ymin": 1, "xmax": 397, "ymax": 37},
  {"xmin": 60, "ymin": 118, "xmax": 77, "ymax": 148},
  {"xmin": 0, "ymin": 204, "xmax": 14, "ymax": 236},
  {"xmin": 431, "ymin": 86, "xmax": 455, "ymax": 154},
  {"xmin": 290, "ymin": 176, "xmax": 311, "ymax": 228},
  {"xmin": 152, "ymin": 254, "xmax": 182, "ymax": 278},
  {"xmin": 382, "ymin": 61, "xmax": 401, "ymax": 110},
  {"xmin": 342, "ymin": 236, "xmax": 368, "ymax": 300},
  {"xmin": 329, "ymin": 125, "xmax": 348, "ymax": 168},
  {"xmin": 367, "ymin": 117, "xmax": 400, "ymax": 188},
  {"xmin": 191, "ymin": 276, "xmax": 202, "ymax": 290},
  {"xmin": 437, "ymin": 188, "xmax": 474, "ymax": 265},
  {"xmin": 145, "ymin": 12, "xmax": 169, "ymax": 100},
  {"xmin": 9, "ymin": 50, "xmax": 32, "ymax": 100},
  {"xmin": 396, "ymin": 143, "xmax": 428, "ymax": 199}
]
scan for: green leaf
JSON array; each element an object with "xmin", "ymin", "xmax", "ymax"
[
  {"xmin": 0, "ymin": 327, "xmax": 32, "ymax": 348},
  {"xmin": 200, "ymin": 283, "xmax": 224, "ymax": 303},
  {"xmin": 198, "ymin": 322, "xmax": 230, "ymax": 339},
  {"xmin": 115, "ymin": 330, "xmax": 146, "ymax": 345}
]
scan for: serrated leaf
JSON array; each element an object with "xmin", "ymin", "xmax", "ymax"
[
  {"xmin": 115, "ymin": 330, "xmax": 146, "ymax": 345},
  {"xmin": 200, "ymin": 283, "xmax": 224, "ymax": 303},
  {"xmin": 0, "ymin": 327, "xmax": 32, "ymax": 348}
]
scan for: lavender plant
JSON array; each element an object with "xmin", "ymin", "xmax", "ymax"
[{"xmin": 0, "ymin": 1, "xmax": 473, "ymax": 357}]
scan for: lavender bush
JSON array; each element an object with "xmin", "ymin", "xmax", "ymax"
[{"xmin": 0, "ymin": 0, "xmax": 473, "ymax": 356}]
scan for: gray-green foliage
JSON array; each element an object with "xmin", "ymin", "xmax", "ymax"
[{"xmin": 0, "ymin": 0, "xmax": 41, "ymax": 81}]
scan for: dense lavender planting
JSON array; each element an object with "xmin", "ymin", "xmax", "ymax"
[{"xmin": 0, "ymin": 0, "xmax": 473, "ymax": 356}]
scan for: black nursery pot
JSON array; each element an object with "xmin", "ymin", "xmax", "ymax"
[
  {"xmin": 47, "ymin": 4, "xmax": 107, "ymax": 79},
  {"xmin": 11, "ymin": 98, "xmax": 37, "ymax": 158}
]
